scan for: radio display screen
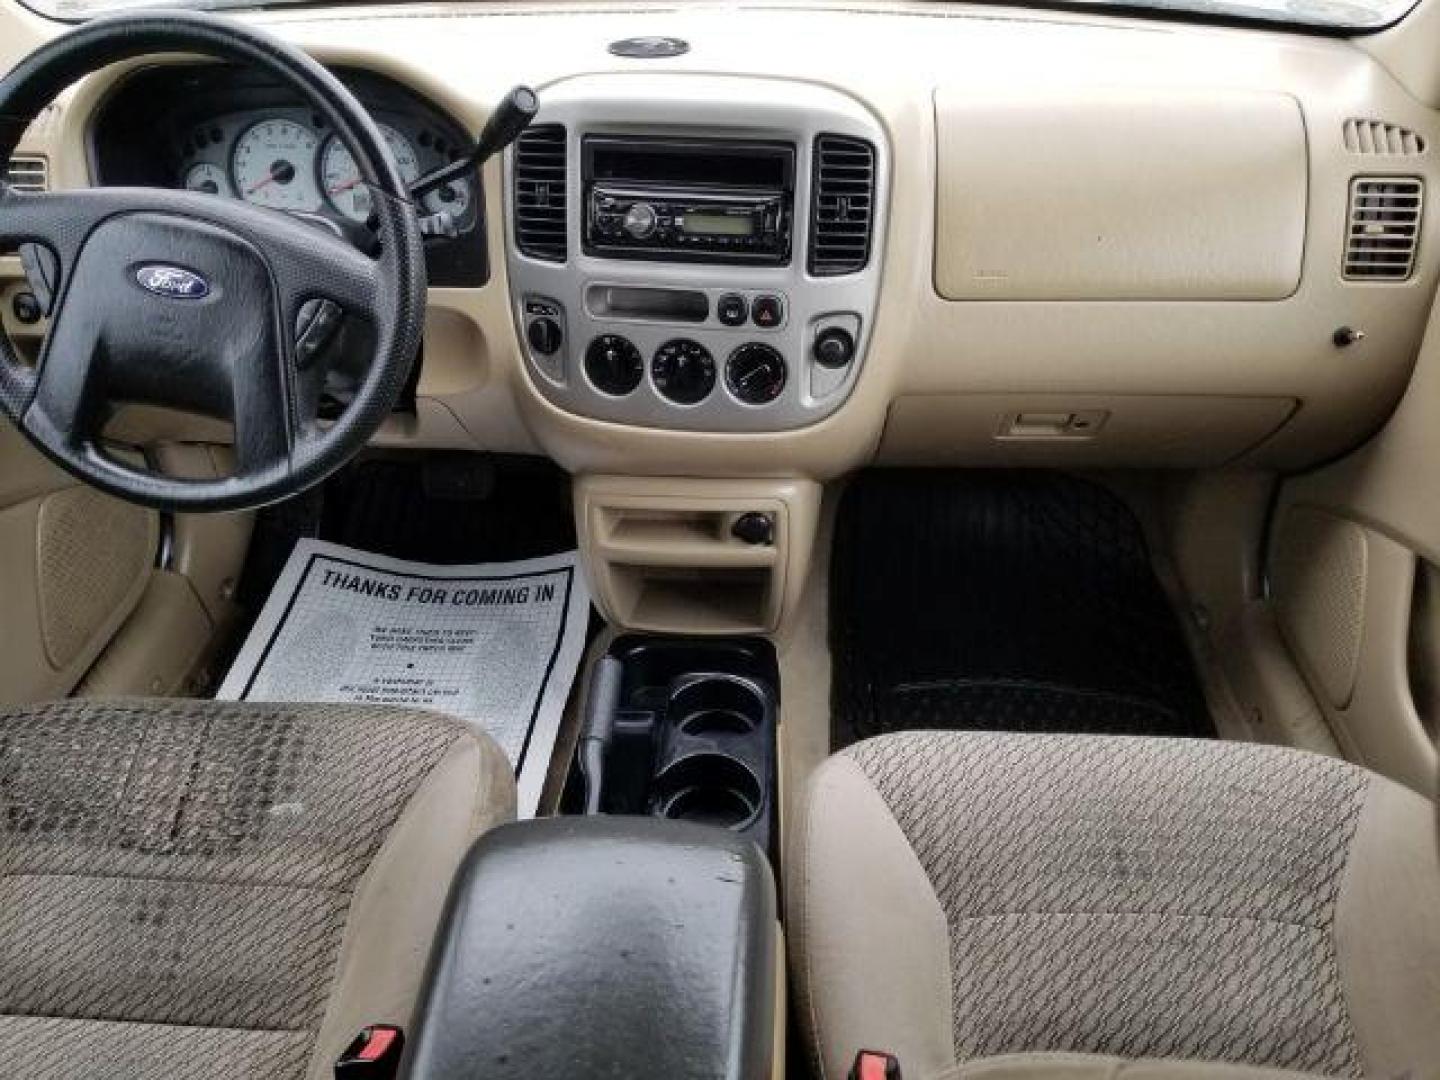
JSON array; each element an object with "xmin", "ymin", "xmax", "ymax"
[{"xmin": 681, "ymin": 212, "xmax": 755, "ymax": 237}]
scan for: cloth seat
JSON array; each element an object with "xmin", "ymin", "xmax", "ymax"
[
  {"xmin": 789, "ymin": 731, "xmax": 1440, "ymax": 1080},
  {"xmin": 0, "ymin": 698, "xmax": 515, "ymax": 1079}
]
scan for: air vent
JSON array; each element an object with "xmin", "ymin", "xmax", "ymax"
[
  {"xmin": 1344, "ymin": 177, "xmax": 1423, "ymax": 281},
  {"xmin": 1343, "ymin": 119, "xmax": 1426, "ymax": 156},
  {"xmin": 513, "ymin": 124, "xmax": 568, "ymax": 263},
  {"xmin": 808, "ymin": 134, "xmax": 876, "ymax": 276},
  {"xmin": 5, "ymin": 156, "xmax": 48, "ymax": 193}
]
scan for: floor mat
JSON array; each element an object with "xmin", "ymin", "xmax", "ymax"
[
  {"xmin": 319, "ymin": 453, "xmax": 577, "ymax": 564},
  {"xmin": 223, "ymin": 454, "xmax": 582, "ymax": 688},
  {"xmin": 829, "ymin": 471, "xmax": 1214, "ymax": 747}
]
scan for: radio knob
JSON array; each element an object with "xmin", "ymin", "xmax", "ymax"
[{"xmin": 623, "ymin": 202, "xmax": 658, "ymax": 240}]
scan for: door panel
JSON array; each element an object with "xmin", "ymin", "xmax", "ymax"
[
  {"xmin": 1270, "ymin": 505, "xmax": 1434, "ymax": 792},
  {"xmin": 1274, "ymin": 296, "xmax": 1440, "ymax": 796}
]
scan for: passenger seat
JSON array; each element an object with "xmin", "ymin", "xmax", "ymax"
[{"xmin": 788, "ymin": 731, "xmax": 1440, "ymax": 1079}]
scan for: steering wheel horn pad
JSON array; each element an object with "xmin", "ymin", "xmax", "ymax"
[{"xmin": 0, "ymin": 10, "xmax": 427, "ymax": 512}]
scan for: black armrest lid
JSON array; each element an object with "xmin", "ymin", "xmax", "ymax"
[{"xmin": 402, "ymin": 816, "xmax": 777, "ymax": 1080}]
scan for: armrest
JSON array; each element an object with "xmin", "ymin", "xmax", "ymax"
[{"xmin": 402, "ymin": 816, "xmax": 778, "ymax": 1080}]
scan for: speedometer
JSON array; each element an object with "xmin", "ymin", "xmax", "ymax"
[
  {"xmin": 232, "ymin": 119, "xmax": 322, "ymax": 212},
  {"xmin": 321, "ymin": 125, "xmax": 420, "ymax": 223}
]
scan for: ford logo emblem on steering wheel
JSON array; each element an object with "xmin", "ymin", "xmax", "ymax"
[{"xmin": 135, "ymin": 265, "xmax": 211, "ymax": 300}]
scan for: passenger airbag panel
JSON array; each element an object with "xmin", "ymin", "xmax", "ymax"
[{"xmin": 934, "ymin": 88, "xmax": 1307, "ymax": 301}]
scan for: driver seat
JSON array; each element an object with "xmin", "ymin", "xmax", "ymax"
[{"xmin": 0, "ymin": 698, "xmax": 516, "ymax": 1079}]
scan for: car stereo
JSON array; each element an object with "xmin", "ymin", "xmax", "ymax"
[{"xmin": 582, "ymin": 136, "xmax": 795, "ymax": 265}]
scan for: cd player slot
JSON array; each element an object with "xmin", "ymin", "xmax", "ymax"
[{"xmin": 587, "ymin": 285, "xmax": 710, "ymax": 324}]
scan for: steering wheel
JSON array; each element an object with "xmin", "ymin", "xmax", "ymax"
[{"xmin": 0, "ymin": 11, "xmax": 426, "ymax": 512}]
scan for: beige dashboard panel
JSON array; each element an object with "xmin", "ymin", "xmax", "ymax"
[
  {"xmin": 878, "ymin": 393, "xmax": 1296, "ymax": 468},
  {"xmin": 934, "ymin": 88, "xmax": 1307, "ymax": 301}
]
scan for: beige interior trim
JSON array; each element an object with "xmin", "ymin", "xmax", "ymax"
[
  {"xmin": 933, "ymin": 88, "xmax": 1307, "ymax": 302},
  {"xmin": 1275, "ymin": 512, "xmax": 1436, "ymax": 794},
  {"xmin": 575, "ymin": 475, "xmax": 821, "ymax": 635},
  {"xmin": 877, "ymin": 395, "xmax": 1298, "ymax": 470},
  {"xmin": 76, "ymin": 570, "xmax": 213, "ymax": 698},
  {"xmin": 1361, "ymin": 0, "xmax": 1440, "ymax": 109},
  {"xmin": 0, "ymin": 424, "xmax": 158, "ymax": 704}
]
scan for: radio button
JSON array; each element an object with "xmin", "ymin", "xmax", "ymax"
[
  {"xmin": 623, "ymin": 202, "xmax": 659, "ymax": 240},
  {"xmin": 717, "ymin": 293, "xmax": 748, "ymax": 327},
  {"xmin": 751, "ymin": 294, "xmax": 784, "ymax": 329}
]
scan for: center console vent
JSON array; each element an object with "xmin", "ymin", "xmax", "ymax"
[
  {"xmin": 1344, "ymin": 176, "xmax": 1423, "ymax": 281},
  {"xmin": 513, "ymin": 124, "xmax": 568, "ymax": 262},
  {"xmin": 808, "ymin": 134, "xmax": 876, "ymax": 276}
]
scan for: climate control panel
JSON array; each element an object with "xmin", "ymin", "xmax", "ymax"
[{"xmin": 516, "ymin": 278, "xmax": 870, "ymax": 432}]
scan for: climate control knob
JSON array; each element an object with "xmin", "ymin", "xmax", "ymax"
[
  {"xmin": 725, "ymin": 343, "xmax": 787, "ymax": 405},
  {"xmin": 623, "ymin": 202, "xmax": 658, "ymax": 240},
  {"xmin": 584, "ymin": 334, "xmax": 644, "ymax": 397},
  {"xmin": 652, "ymin": 339, "xmax": 716, "ymax": 405}
]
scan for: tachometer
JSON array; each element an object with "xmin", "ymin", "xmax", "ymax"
[
  {"xmin": 321, "ymin": 124, "xmax": 420, "ymax": 223},
  {"xmin": 232, "ymin": 119, "xmax": 322, "ymax": 212}
]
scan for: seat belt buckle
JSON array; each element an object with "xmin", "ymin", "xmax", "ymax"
[
  {"xmin": 850, "ymin": 1050, "xmax": 903, "ymax": 1080},
  {"xmin": 335, "ymin": 1024, "xmax": 404, "ymax": 1079}
]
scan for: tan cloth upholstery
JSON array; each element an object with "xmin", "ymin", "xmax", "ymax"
[
  {"xmin": 0, "ymin": 699, "xmax": 516, "ymax": 1079},
  {"xmin": 942, "ymin": 1053, "xmax": 1325, "ymax": 1079},
  {"xmin": 790, "ymin": 731, "xmax": 1440, "ymax": 1080}
]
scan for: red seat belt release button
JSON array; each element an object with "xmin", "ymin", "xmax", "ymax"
[
  {"xmin": 335, "ymin": 1025, "xmax": 404, "ymax": 1079},
  {"xmin": 850, "ymin": 1050, "xmax": 903, "ymax": 1080}
]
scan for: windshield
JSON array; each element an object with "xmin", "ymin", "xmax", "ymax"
[{"xmin": 14, "ymin": 0, "xmax": 1423, "ymax": 33}]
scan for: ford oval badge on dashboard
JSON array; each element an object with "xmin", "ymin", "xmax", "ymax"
[{"xmin": 135, "ymin": 265, "xmax": 210, "ymax": 300}]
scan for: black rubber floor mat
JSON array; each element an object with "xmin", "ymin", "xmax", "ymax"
[
  {"xmin": 830, "ymin": 471, "xmax": 1214, "ymax": 747},
  {"xmin": 317, "ymin": 454, "xmax": 576, "ymax": 564}
]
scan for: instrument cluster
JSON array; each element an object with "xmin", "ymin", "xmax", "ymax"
[
  {"xmin": 176, "ymin": 111, "xmax": 473, "ymax": 227},
  {"xmin": 92, "ymin": 66, "xmax": 488, "ymax": 287}
]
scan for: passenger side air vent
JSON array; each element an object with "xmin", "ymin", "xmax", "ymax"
[
  {"xmin": 4, "ymin": 155, "xmax": 48, "ymax": 193},
  {"xmin": 513, "ymin": 124, "xmax": 568, "ymax": 263},
  {"xmin": 1343, "ymin": 119, "xmax": 1426, "ymax": 156},
  {"xmin": 808, "ymin": 134, "xmax": 876, "ymax": 276},
  {"xmin": 1344, "ymin": 177, "xmax": 1423, "ymax": 281}
]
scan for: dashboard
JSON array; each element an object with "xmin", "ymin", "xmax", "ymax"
[
  {"xmin": 89, "ymin": 65, "xmax": 486, "ymax": 287},
  {"xmin": 6, "ymin": 1, "xmax": 1438, "ymax": 480}
]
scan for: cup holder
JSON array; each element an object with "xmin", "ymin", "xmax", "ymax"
[
  {"xmin": 670, "ymin": 676, "xmax": 766, "ymax": 736},
  {"xmin": 654, "ymin": 754, "xmax": 763, "ymax": 831}
]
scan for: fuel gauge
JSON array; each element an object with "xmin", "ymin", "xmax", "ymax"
[{"xmin": 184, "ymin": 162, "xmax": 230, "ymax": 196}]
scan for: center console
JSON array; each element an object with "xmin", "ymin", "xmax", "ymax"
[{"xmin": 505, "ymin": 75, "xmax": 888, "ymax": 433}]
